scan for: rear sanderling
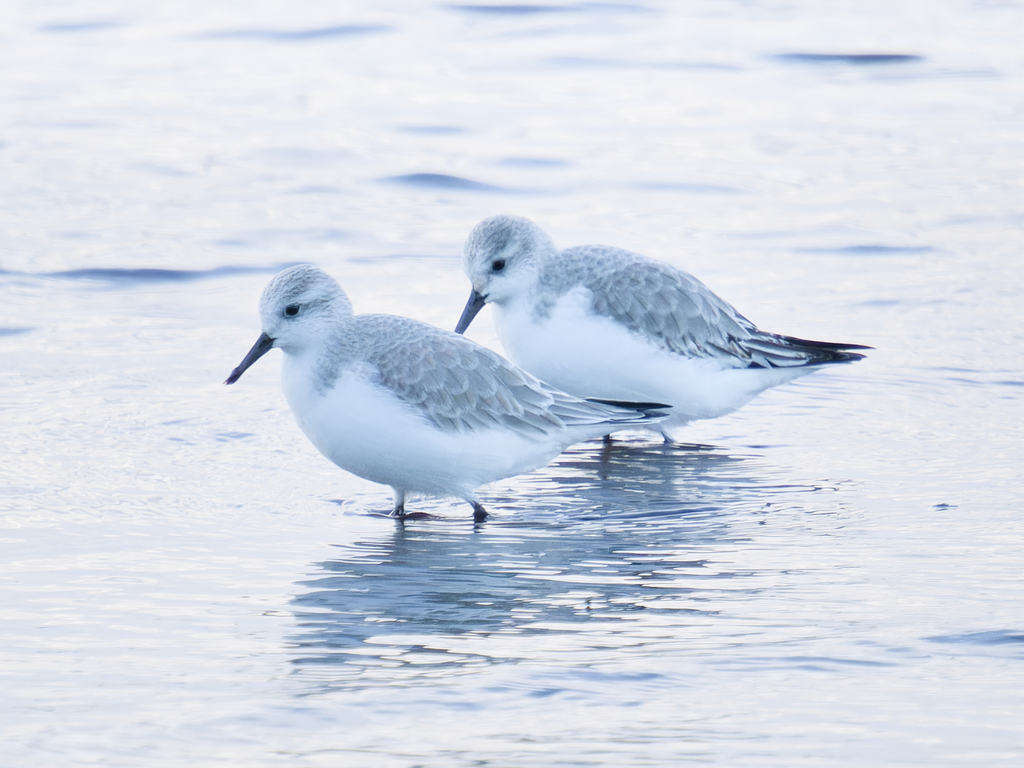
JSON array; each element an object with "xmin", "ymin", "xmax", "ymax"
[{"xmin": 456, "ymin": 215, "xmax": 868, "ymax": 439}]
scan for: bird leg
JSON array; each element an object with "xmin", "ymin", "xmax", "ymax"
[
  {"xmin": 390, "ymin": 488, "xmax": 406, "ymax": 518},
  {"xmin": 471, "ymin": 502, "xmax": 488, "ymax": 522}
]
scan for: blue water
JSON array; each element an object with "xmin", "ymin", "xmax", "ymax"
[{"xmin": 2, "ymin": 1, "xmax": 1023, "ymax": 765}]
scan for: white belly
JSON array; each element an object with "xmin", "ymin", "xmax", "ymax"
[
  {"xmin": 493, "ymin": 291, "xmax": 811, "ymax": 428},
  {"xmin": 280, "ymin": 358, "xmax": 566, "ymax": 499}
]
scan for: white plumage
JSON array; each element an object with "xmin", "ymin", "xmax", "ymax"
[
  {"xmin": 456, "ymin": 215, "xmax": 868, "ymax": 438},
  {"xmin": 226, "ymin": 265, "xmax": 666, "ymax": 520}
]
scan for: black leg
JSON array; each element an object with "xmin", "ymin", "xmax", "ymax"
[
  {"xmin": 471, "ymin": 502, "xmax": 488, "ymax": 522},
  {"xmin": 390, "ymin": 502, "xmax": 405, "ymax": 518}
]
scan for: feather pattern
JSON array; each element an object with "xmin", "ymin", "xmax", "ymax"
[
  {"xmin": 226, "ymin": 263, "xmax": 668, "ymax": 518},
  {"xmin": 319, "ymin": 314, "xmax": 662, "ymax": 436},
  {"xmin": 457, "ymin": 215, "xmax": 869, "ymax": 434},
  {"xmin": 541, "ymin": 244, "xmax": 867, "ymax": 369}
]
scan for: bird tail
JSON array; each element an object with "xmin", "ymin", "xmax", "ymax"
[
  {"xmin": 586, "ymin": 398, "xmax": 672, "ymax": 418},
  {"xmin": 549, "ymin": 395, "xmax": 670, "ymax": 428},
  {"xmin": 743, "ymin": 333, "xmax": 871, "ymax": 368}
]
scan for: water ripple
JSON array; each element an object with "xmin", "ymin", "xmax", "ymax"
[
  {"xmin": 37, "ymin": 21, "xmax": 123, "ymax": 33},
  {"xmin": 449, "ymin": 3, "xmax": 652, "ymax": 15},
  {"xmin": 40, "ymin": 264, "xmax": 298, "ymax": 284},
  {"xmin": 195, "ymin": 25, "xmax": 391, "ymax": 42},
  {"xmin": 927, "ymin": 630, "xmax": 1024, "ymax": 646},
  {"xmin": 799, "ymin": 245, "xmax": 936, "ymax": 256},
  {"xmin": 381, "ymin": 173, "xmax": 508, "ymax": 192},
  {"xmin": 771, "ymin": 53, "xmax": 925, "ymax": 66}
]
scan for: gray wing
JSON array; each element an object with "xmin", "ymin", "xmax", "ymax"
[
  {"xmin": 354, "ymin": 315, "xmax": 661, "ymax": 435},
  {"xmin": 558, "ymin": 246, "xmax": 866, "ymax": 369}
]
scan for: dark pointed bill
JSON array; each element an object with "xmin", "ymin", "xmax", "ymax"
[
  {"xmin": 224, "ymin": 332, "xmax": 274, "ymax": 385},
  {"xmin": 454, "ymin": 290, "xmax": 487, "ymax": 334}
]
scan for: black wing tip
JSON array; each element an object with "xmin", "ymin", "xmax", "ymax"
[
  {"xmin": 807, "ymin": 346, "xmax": 869, "ymax": 364},
  {"xmin": 586, "ymin": 398, "xmax": 672, "ymax": 419},
  {"xmin": 774, "ymin": 335, "xmax": 872, "ymax": 365},
  {"xmin": 832, "ymin": 349, "xmax": 869, "ymax": 363}
]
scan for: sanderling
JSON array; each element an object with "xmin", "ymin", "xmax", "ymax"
[
  {"xmin": 225, "ymin": 265, "xmax": 667, "ymax": 521},
  {"xmin": 455, "ymin": 215, "xmax": 868, "ymax": 438}
]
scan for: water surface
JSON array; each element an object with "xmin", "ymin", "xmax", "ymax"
[{"xmin": 2, "ymin": 0, "xmax": 1023, "ymax": 765}]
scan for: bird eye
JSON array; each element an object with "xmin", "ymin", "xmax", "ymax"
[
  {"xmin": 491, "ymin": 259, "xmax": 506, "ymax": 272},
  {"xmin": 284, "ymin": 304, "xmax": 300, "ymax": 317}
]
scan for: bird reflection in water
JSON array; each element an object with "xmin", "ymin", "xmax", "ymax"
[{"xmin": 287, "ymin": 439, "xmax": 839, "ymax": 689}]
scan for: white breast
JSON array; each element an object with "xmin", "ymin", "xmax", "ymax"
[{"xmin": 280, "ymin": 353, "xmax": 569, "ymax": 499}]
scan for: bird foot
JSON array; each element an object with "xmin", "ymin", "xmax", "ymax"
[
  {"xmin": 471, "ymin": 502, "xmax": 488, "ymax": 522},
  {"xmin": 386, "ymin": 504, "xmax": 435, "ymax": 521}
]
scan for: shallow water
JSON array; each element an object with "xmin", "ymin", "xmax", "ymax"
[{"xmin": 2, "ymin": 1, "xmax": 1023, "ymax": 765}]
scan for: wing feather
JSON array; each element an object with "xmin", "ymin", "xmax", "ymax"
[
  {"xmin": 554, "ymin": 246, "xmax": 852, "ymax": 369},
  {"xmin": 350, "ymin": 315, "xmax": 608, "ymax": 435}
]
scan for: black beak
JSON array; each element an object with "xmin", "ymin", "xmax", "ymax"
[
  {"xmin": 454, "ymin": 290, "xmax": 487, "ymax": 335},
  {"xmin": 224, "ymin": 332, "xmax": 274, "ymax": 385}
]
